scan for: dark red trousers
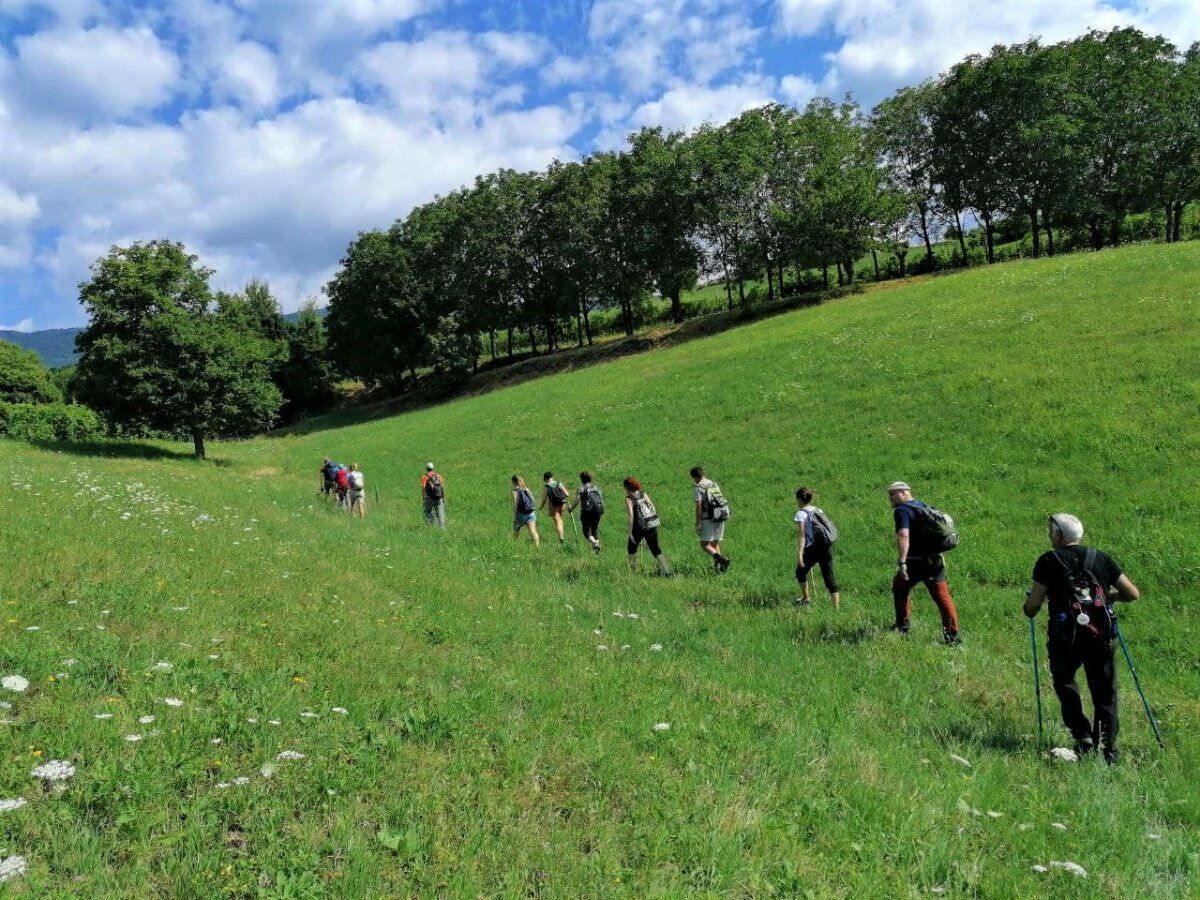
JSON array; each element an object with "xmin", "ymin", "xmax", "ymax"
[{"xmin": 892, "ymin": 569, "xmax": 959, "ymax": 634}]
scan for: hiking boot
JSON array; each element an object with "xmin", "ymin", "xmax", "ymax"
[
  {"xmin": 943, "ymin": 630, "xmax": 961, "ymax": 646},
  {"xmin": 592, "ymin": 542, "xmax": 601, "ymax": 554},
  {"xmin": 1074, "ymin": 733, "xmax": 1096, "ymax": 756},
  {"xmin": 717, "ymin": 555, "xmax": 731, "ymax": 573},
  {"xmin": 794, "ymin": 597, "xmax": 812, "ymax": 607},
  {"xmin": 890, "ymin": 622, "xmax": 910, "ymax": 635},
  {"xmin": 1103, "ymin": 745, "xmax": 1119, "ymax": 765}
]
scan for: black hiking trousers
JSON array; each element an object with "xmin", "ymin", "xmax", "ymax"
[{"xmin": 1048, "ymin": 638, "xmax": 1118, "ymax": 749}]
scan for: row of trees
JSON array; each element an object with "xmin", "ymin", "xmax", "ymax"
[
  {"xmin": 327, "ymin": 27, "xmax": 1200, "ymax": 390},
  {"xmin": 73, "ymin": 242, "xmax": 336, "ymax": 457}
]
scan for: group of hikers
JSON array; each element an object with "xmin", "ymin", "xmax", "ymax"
[
  {"xmin": 312, "ymin": 457, "xmax": 1146, "ymax": 763},
  {"xmin": 318, "ymin": 458, "xmax": 367, "ymax": 518}
]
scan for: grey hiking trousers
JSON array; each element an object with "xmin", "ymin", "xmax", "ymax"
[{"xmin": 423, "ymin": 497, "xmax": 446, "ymax": 527}]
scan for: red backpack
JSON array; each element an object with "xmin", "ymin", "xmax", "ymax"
[{"xmin": 336, "ymin": 468, "xmax": 349, "ymax": 489}]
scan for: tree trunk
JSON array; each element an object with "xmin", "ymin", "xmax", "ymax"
[
  {"xmin": 527, "ymin": 326, "xmax": 538, "ymax": 355},
  {"xmin": 765, "ymin": 255, "xmax": 775, "ymax": 302},
  {"xmin": 1029, "ymin": 207, "xmax": 1041, "ymax": 258},
  {"xmin": 576, "ymin": 310, "xmax": 584, "ymax": 347},
  {"xmin": 582, "ymin": 306, "xmax": 593, "ymax": 345},
  {"xmin": 896, "ymin": 251, "xmax": 908, "ymax": 278},
  {"xmin": 488, "ymin": 329, "xmax": 497, "ymax": 361},
  {"xmin": 192, "ymin": 430, "xmax": 206, "ymax": 460},
  {"xmin": 1173, "ymin": 201, "xmax": 1185, "ymax": 242},
  {"xmin": 670, "ymin": 287, "xmax": 683, "ymax": 324},
  {"xmin": 723, "ymin": 266, "xmax": 733, "ymax": 309},
  {"xmin": 843, "ymin": 259, "xmax": 855, "ymax": 285},
  {"xmin": 621, "ymin": 298, "xmax": 634, "ymax": 336},
  {"xmin": 1088, "ymin": 221, "xmax": 1104, "ymax": 250},
  {"xmin": 1045, "ymin": 211, "xmax": 1055, "ymax": 256},
  {"xmin": 919, "ymin": 203, "xmax": 934, "ymax": 271},
  {"xmin": 836, "ymin": 262, "xmax": 845, "ymax": 286},
  {"xmin": 954, "ymin": 209, "xmax": 968, "ymax": 263},
  {"xmin": 777, "ymin": 260, "xmax": 785, "ymax": 296},
  {"xmin": 1109, "ymin": 216, "xmax": 1121, "ymax": 248},
  {"xmin": 506, "ymin": 328, "xmax": 514, "ymax": 359},
  {"xmin": 981, "ymin": 211, "xmax": 995, "ymax": 263},
  {"xmin": 871, "ymin": 248, "xmax": 880, "ymax": 281},
  {"xmin": 822, "ymin": 264, "xmax": 829, "ymax": 289},
  {"xmin": 737, "ymin": 276, "xmax": 745, "ymax": 306}
]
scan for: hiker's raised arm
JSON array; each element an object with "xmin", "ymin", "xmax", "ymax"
[{"xmin": 1114, "ymin": 574, "xmax": 1140, "ymax": 603}]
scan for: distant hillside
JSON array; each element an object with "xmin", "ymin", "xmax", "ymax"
[{"xmin": 2, "ymin": 308, "xmax": 325, "ymax": 369}]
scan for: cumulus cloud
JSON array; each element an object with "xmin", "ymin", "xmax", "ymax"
[
  {"xmin": 10, "ymin": 26, "xmax": 180, "ymax": 122},
  {"xmin": 0, "ymin": 185, "xmax": 40, "ymax": 270},
  {"xmin": 629, "ymin": 76, "xmax": 774, "ymax": 132}
]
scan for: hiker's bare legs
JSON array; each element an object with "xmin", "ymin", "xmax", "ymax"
[{"xmin": 528, "ymin": 522, "xmax": 541, "ymax": 547}]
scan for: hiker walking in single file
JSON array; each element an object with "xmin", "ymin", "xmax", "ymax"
[
  {"xmin": 540, "ymin": 472, "xmax": 571, "ymax": 545},
  {"xmin": 335, "ymin": 464, "xmax": 350, "ymax": 510},
  {"xmin": 421, "ymin": 462, "xmax": 446, "ymax": 527},
  {"xmin": 511, "ymin": 475, "xmax": 541, "ymax": 546},
  {"xmin": 569, "ymin": 471, "xmax": 604, "ymax": 553},
  {"xmin": 319, "ymin": 457, "xmax": 337, "ymax": 498},
  {"xmin": 1024, "ymin": 513, "xmax": 1140, "ymax": 762},
  {"xmin": 888, "ymin": 481, "xmax": 960, "ymax": 643},
  {"xmin": 347, "ymin": 464, "xmax": 366, "ymax": 518},
  {"xmin": 794, "ymin": 487, "xmax": 840, "ymax": 608},
  {"xmin": 623, "ymin": 477, "xmax": 671, "ymax": 576},
  {"xmin": 691, "ymin": 466, "xmax": 731, "ymax": 573}
]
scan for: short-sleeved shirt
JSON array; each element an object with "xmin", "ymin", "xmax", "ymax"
[
  {"xmin": 694, "ymin": 478, "xmax": 719, "ymax": 517},
  {"xmin": 794, "ymin": 507, "xmax": 813, "ymax": 546},
  {"xmin": 421, "ymin": 472, "xmax": 444, "ymax": 491},
  {"xmin": 544, "ymin": 480, "xmax": 566, "ymax": 508},
  {"xmin": 893, "ymin": 499, "xmax": 929, "ymax": 533},
  {"xmin": 1032, "ymin": 545, "xmax": 1122, "ymax": 619}
]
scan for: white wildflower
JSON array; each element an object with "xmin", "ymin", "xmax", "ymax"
[
  {"xmin": 986, "ymin": 811, "xmax": 1003, "ymax": 819},
  {"xmin": 125, "ymin": 734, "xmax": 143, "ymax": 742},
  {"xmin": 216, "ymin": 781, "xmax": 230, "ymax": 789},
  {"xmin": 268, "ymin": 719, "xmax": 281, "ymax": 726},
  {"xmin": 299, "ymin": 711, "xmax": 319, "ymax": 719},
  {"xmin": 0, "ymin": 798, "xmax": 28, "ymax": 813},
  {"xmin": 1031, "ymin": 864, "xmax": 1048, "ymax": 873},
  {"xmin": 652, "ymin": 722, "xmax": 671, "ymax": 733},
  {"xmin": 1051, "ymin": 822, "xmax": 1067, "ymax": 831},
  {"xmin": 596, "ymin": 645, "xmax": 608, "ymax": 652},
  {"xmin": 1049, "ymin": 861, "xmax": 1087, "ymax": 878},
  {"xmin": 592, "ymin": 629, "xmax": 602, "ymax": 635},
  {"xmin": 0, "ymin": 854, "xmax": 28, "ymax": 883},
  {"xmin": 649, "ymin": 644, "xmax": 663, "ymax": 652},
  {"xmin": 331, "ymin": 707, "xmax": 348, "ymax": 715},
  {"xmin": 94, "ymin": 713, "xmax": 113, "ymax": 720},
  {"xmin": 138, "ymin": 715, "xmax": 156, "ymax": 724},
  {"xmin": 626, "ymin": 613, "xmax": 639, "ymax": 620},
  {"xmin": 161, "ymin": 697, "xmax": 183, "ymax": 708},
  {"xmin": 275, "ymin": 750, "xmax": 305, "ymax": 761},
  {"xmin": 1049, "ymin": 747, "xmax": 1078, "ymax": 762},
  {"xmin": 612, "ymin": 611, "xmax": 626, "ymax": 618},
  {"xmin": 210, "ymin": 738, "xmax": 223, "ymax": 745},
  {"xmin": 207, "ymin": 654, "xmax": 219, "ymax": 660},
  {"xmin": 621, "ymin": 644, "xmax": 631, "ymax": 650},
  {"xmin": 151, "ymin": 661, "xmax": 173, "ymax": 672},
  {"xmin": 232, "ymin": 776, "xmax": 250, "ymax": 786},
  {"xmin": 949, "ymin": 753, "xmax": 971, "ymax": 768},
  {"xmin": 259, "ymin": 764, "xmax": 276, "ymax": 778},
  {"xmin": 0, "ymin": 701, "xmax": 9, "ymax": 710},
  {"xmin": 246, "ymin": 717, "xmax": 258, "ymax": 724},
  {"xmin": 171, "ymin": 606, "xmax": 188, "ymax": 612},
  {"xmin": 31, "ymin": 760, "xmax": 74, "ymax": 781},
  {"xmin": 2, "ymin": 675, "xmax": 29, "ymax": 693},
  {"xmin": 24, "ymin": 626, "xmax": 40, "ymax": 632}
]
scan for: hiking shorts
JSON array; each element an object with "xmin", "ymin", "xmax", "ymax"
[
  {"xmin": 514, "ymin": 510, "xmax": 536, "ymax": 527},
  {"xmin": 902, "ymin": 554, "xmax": 947, "ymax": 584},
  {"xmin": 698, "ymin": 518, "xmax": 726, "ymax": 543}
]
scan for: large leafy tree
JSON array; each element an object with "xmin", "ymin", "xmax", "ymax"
[
  {"xmin": 872, "ymin": 82, "xmax": 941, "ymax": 271},
  {"xmin": 74, "ymin": 240, "xmax": 281, "ymax": 458},
  {"xmin": 276, "ymin": 303, "xmax": 339, "ymax": 420},
  {"xmin": 0, "ymin": 339, "xmax": 62, "ymax": 404}
]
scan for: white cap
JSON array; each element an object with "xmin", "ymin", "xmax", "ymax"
[
  {"xmin": 426, "ymin": 462, "xmax": 435, "ymax": 471},
  {"xmin": 887, "ymin": 481, "xmax": 911, "ymax": 493},
  {"xmin": 1049, "ymin": 513, "xmax": 1084, "ymax": 542}
]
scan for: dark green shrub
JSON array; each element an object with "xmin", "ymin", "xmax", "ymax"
[{"xmin": 0, "ymin": 402, "xmax": 104, "ymax": 442}]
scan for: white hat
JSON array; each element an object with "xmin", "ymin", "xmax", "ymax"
[
  {"xmin": 426, "ymin": 462, "xmax": 435, "ymax": 471},
  {"xmin": 887, "ymin": 481, "xmax": 911, "ymax": 493},
  {"xmin": 1049, "ymin": 513, "xmax": 1084, "ymax": 542}
]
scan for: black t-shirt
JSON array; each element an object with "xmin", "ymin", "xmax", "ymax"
[{"xmin": 1032, "ymin": 545, "xmax": 1122, "ymax": 617}]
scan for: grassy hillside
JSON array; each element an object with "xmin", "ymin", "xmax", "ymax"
[{"xmin": 1, "ymin": 244, "xmax": 1198, "ymax": 897}]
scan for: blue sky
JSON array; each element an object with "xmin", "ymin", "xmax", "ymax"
[{"xmin": 1, "ymin": 0, "xmax": 1196, "ymax": 329}]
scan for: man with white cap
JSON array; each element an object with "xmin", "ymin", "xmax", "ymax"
[
  {"xmin": 420, "ymin": 462, "xmax": 446, "ymax": 527},
  {"xmin": 1024, "ymin": 513, "xmax": 1139, "ymax": 762},
  {"xmin": 887, "ymin": 481, "xmax": 960, "ymax": 643}
]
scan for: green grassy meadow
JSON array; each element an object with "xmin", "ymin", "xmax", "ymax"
[{"xmin": 2, "ymin": 243, "xmax": 1199, "ymax": 897}]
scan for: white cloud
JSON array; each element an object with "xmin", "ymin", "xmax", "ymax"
[
  {"xmin": 541, "ymin": 55, "xmax": 592, "ymax": 86},
  {"xmin": 629, "ymin": 76, "xmax": 774, "ymax": 133},
  {"xmin": 478, "ymin": 31, "xmax": 546, "ymax": 68},
  {"xmin": 11, "ymin": 26, "xmax": 180, "ymax": 122},
  {"xmin": 0, "ymin": 317, "xmax": 34, "ymax": 332},
  {"xmin": 776, "ymin": 0, "xmax": 1200, "ymax": 99},
  {"xmin": 0, "ymin": 184, "xmax": 41, "ymax": 269},
  {"xmin": 211, "ymin": 41, "xmax": 284, "ymax": 110}
]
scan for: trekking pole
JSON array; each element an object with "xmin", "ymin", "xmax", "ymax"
[
  {"xmin": 567, "ymin": 507, "xmax": 580, "ymax": 544},
  {"xmin": 1114, "ymin": 622, "xmax": 1165, "ymax": 748},
  {"xmin": 1028, "ymin": 617, "xmax": 1044, "ymax": 748}
]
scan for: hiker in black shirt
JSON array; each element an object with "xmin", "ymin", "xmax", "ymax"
[{"xmin": 1024, "ymin": 513, "xmax": 1140, "ymax": 762}]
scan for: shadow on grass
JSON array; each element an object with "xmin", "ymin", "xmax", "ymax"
[
  {"xmin": 789, "ymin": 622, "xmax": 880, "ymax": 646},
  {"xmin": 29, "ymin": 439, "xmax": 220, "ymax": 463},
  {"xmin": 941, "ymin": 721, "xmax": 1030, "ymax": 754}
]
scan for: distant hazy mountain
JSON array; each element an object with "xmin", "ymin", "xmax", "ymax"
[{"xmin": 2, "ymin": 309, "xmax": 325, "ymax": 369}]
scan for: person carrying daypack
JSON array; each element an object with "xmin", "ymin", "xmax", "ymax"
[
  {"xmin": 794, "ymin": 487, "xmax": 840, "ymax": 609},
  {"xmin": 1024, "ymin": 513, "xmax": 1140, "ymax": 762},
  {"xmin": 319, "ymin": 458, "xmax": 337, "ymax": 497},
  {"xmin": 569, "ymin": 471, "xmax": 604, "ymax": 553},
  {"xmin": 887, "ymin": 481, "xmax": 960, "ymax": 644},
  {"xmin": 347, "ymin": 464, "xmax": 366, "ymax": 519},
  {"xmin": 511, "ymin": 475, "xmax": 541, "ymax": 547},
  {"xmin": 335, "ymin": 465, "xmax": 350, "ymax": 509},
  {"xmin": 691, "ymin": 466, "xmax": 731, "ymax": 574},
  {"xmin": 623, "ymin": 477, "xmax": 671, "ymax": 576},
  {"xmin": 540, "ymin": 472, "xmax": 571, "ymax": 545},
  {"xmin": 421, "ymin": 462, "xmax": 446, "ymax": 528}
]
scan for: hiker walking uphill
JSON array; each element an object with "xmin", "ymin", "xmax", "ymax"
[
  {"xmin": 794, "ymin": 487, "xmax": 840, "ymax": 609},
  {"xmin": 421, "ymin": 463, "xmax": 446, "ymax": 527},
  {"xmin": 624, "ymin": 477, "xmax": 672, "ymax": 576},
  {"xmin": 691, "ymin": 467, "xmax": 731, "ymax": 573},
  {"xmin": 347, "ymin": 464, "xmax": 366, "ymax": 518},
  {"xmin": 568, "ymin": 471, "xmax": 604, "ymax": 553},
  {"xmin": 335, "ymin": 464, "xmax": 351, "ymax": 510},
  {"xmin": 540, "ymin": 472, "xmax": 571, "ymax": 545},
  {"xmin": 888, "ymin": 481, "xmax": 960, "ymax": 643},
  {"xmin": 511, "ymin": 476, "xmax": 541, "ymax": 547},
  {"xmin": 1024, "ymin": 514, "xmax": 1140, "ymax": 763},
  {"xmin": 319, "ymin": 458, "xmax": 338, "ymax": 498}
]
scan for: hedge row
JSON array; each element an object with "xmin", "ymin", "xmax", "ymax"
[{"xmin": 0, "ymin": 402, "xmax": 104, "ymax": 443}]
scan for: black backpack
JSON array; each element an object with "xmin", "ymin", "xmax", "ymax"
[
  {"xmin": 515, "ymin": 487, "xmax": 536, "ymax": 515},
  {"xmin": 1052, "ymin": 548, "xmax": 1115, "ymax": 645},
  {"xmin": 580, "ymin": 485, "xmax": 604, "ymax": 514},
  {"xmin": 424, "ymin": 473, "xmax": 444, "ymax": 500},
  {"xmin": 548, "ymin": 481, "xmax": 570, "ymax": 506}
]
